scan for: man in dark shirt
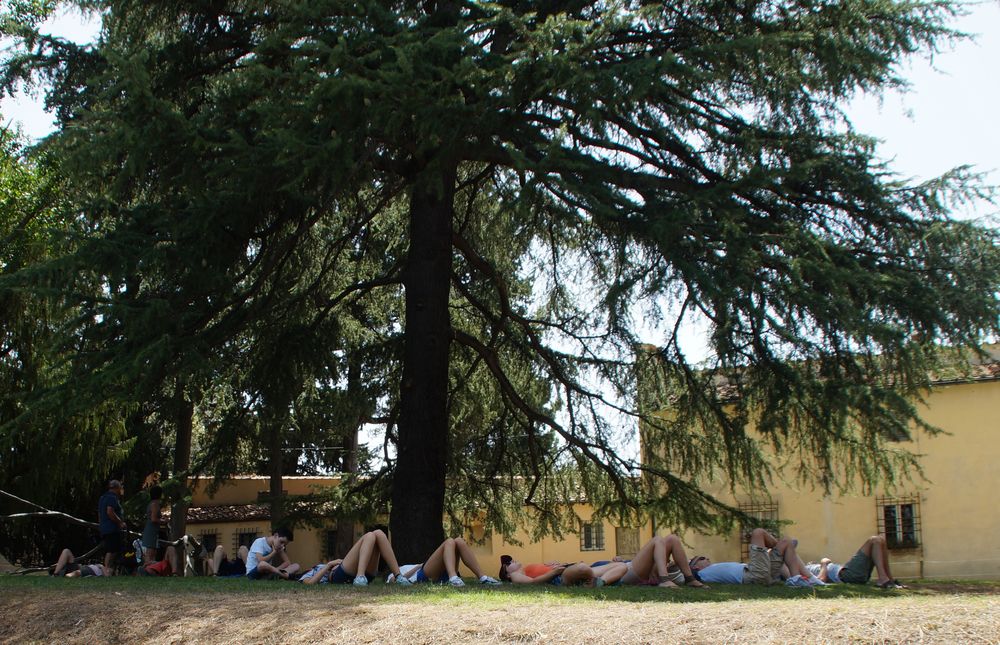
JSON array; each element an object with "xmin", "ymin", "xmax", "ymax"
[{"xmin": 97, "ymin": 480, "xmax": 127, "ymax": 575}]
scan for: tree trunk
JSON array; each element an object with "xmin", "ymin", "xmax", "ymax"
[
  {"xmin": 268, "ymin": 413, "xmax": 285, "ymax": 529},
  {"xmin": 335, "ymin": 354, "xmax": 362, "ymax": 557},
  {"xmin": 170, "ymin": 381, "xmax": 194, "ymax": 567},
  {"xmin": 390, "ymin": 164, "xmax": 456, "ymax": 563}
]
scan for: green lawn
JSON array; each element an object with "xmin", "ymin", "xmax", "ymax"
[{"xmin": 2, "ymin": 573, "xmax": 992, "ymax": 604}]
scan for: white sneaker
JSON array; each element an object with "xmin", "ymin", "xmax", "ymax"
[
  {"xmin": 385, "ymin": 573, "xmax": 395, "ymax": 584},
  {"xmin": 395, "ymin": 573, "xmax": 412, "ymax": 586},
  {"xmin": 479, "ymin": 575, "xmax": 501, "ymax": 586},
  {"xmin": 353, "ymin": 575, "xmax": 368, "ymax": 586},
  {"xmin": 448, "ymin": 575, "xmax": 465, "ymax": 587}
]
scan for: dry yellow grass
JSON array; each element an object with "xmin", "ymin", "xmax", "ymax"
[{"xmin": 1, "ymin": 587, "xmax": 997, "ymax": 644}]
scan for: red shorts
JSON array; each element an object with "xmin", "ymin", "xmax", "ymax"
[{"xmin": 144, "ymin": 559, "xmax": 172, "ymax": 576}]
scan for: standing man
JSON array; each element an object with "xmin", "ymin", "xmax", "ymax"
[{"xmin": 97, "ymin": 479, "xmax": 127, "ymax": 576}]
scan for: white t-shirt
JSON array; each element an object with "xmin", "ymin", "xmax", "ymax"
[
  {"xmin": 246, "ymin": 537, "xmax": 272, "ymax": 574},
  {"xmin": 805, "ymin": 562, "xmax": 842, "ymax": 583},
  {"xmin": 399, "ymin": 563, "xmax": 422, "ymax": 583},
  {"xmin": 696, "ymin": 562, "xmax": 746, "ymax": 584},
  {"xmin": 299, "ymin": 563, "xmax": 329, "ymax": 583}
]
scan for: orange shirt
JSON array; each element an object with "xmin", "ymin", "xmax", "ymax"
[{"xmin": 523, "ymin": 563, "xmax": 553, "ymax": 578}]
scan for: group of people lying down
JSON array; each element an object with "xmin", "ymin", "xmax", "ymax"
[
  {"xmin": 50, "ymin": 526, "xmax": 906, "ymax": 589},
  {"xmin": 688, "ymin": 528, "xmax": 906, "ymax": 589}
]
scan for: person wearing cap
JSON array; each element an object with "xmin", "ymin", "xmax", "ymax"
[
  {"xmin": 97, "ymin": 479, "xmax": 127, "ymax": 576},
  {"xmin": 689, "ymin": 527, "xmax": 822, "ymax": 585}
]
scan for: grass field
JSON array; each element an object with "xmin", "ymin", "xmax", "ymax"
[{"xmin": 1, "ymin": 576, "xmax": 997, "ymax": 644}]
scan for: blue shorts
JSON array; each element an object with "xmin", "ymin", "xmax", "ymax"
[
  {"xmin": 415, "ymin": 567, "xmax": 449, "ymax": 584},
  {"xmin": 550, "ymin": 575, "xmax": 562, "ymax": 586},
  {"xmin": 329, "ymin": 564, "xmax": 354, "ymax": 584},
  {"xmin": 246, "ymin": 565, "xmax": 266, "ymax": 580}
]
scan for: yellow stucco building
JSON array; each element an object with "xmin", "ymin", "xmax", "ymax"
[
  {"xmin": 182, "ymin": 476, "xmax": 651, "ymax": 575},
  {"xmin": 648, "ymin": 349, "xmax": 1000, "ymax": 580},
  {"xmin": 180, "ymin": 350, "xmax": 998, "ymax": 579}
]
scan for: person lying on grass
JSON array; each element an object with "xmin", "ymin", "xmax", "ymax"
[
  {"xmin": 498, "ymin": 556, "xmax": 627, "ymax": 587},
  {"xmin": 298, "ymin": 529, "xmax": 411, "ymax": 586},
  {"xmin": 246, "ymin": 527, "xmax": 300, "ymax": 580},
  {"xmin": 805, "ymin": 535, "xmax": 906, "ymax": 589},
  {"xmin": 50, "ymin": 548, "xmax": 105, "ymax": 577},
  {"xmin": 138, "ymin": 544, "xmax": 180, "ymax": 577},
  {"xmin": 391, "ymin": 537, "xmax": 501, "ymax": 587},
  {"xmin": 690, "ymin": 528, "xmax": 823, "ymax": 586},
  {"xmin": 609, "ymin": 535, "xmax": 707, "ymax": 588},
  {"xmin": 206, "ymin": 545, "xmax": 248, "ymax": 577}
]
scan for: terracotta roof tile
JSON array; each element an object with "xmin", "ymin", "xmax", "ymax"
[{"xmin": 161, "ymin": 503, "xmax": 271, "ymax": 524}]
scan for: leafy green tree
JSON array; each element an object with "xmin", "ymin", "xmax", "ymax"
[{"xmin": 4, "ymin": 0, "xmax": 999, "ymax": 563}]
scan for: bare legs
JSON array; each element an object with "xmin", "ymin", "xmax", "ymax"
[
  {"xmin": 560, "ymin": 562, "xmax": 598, "ymax": 586},
  {"xmin": 163, "ymin": 545, "xmax": 180, "ymax": 575},
  {"xmin": 53, "ymin": 548, "xmax": 75, "ymax": 576},
  {"xmin": 54, "ymin": 549, "xmax": 105, "ymax": 577},
  {"xmin": 628, "ymin": 535, "xmax": 705, "ymax": 587},
  {"xmin": 252, "ymin": 558, "xmax": 301, "ymax": 579},
  {"xmin": 301, "ymin": 560, "xmax": 341, "ymax": 585},
  {"xmin": 591, "ymin": 561, "xmax": 628, "ymax": 586},
  {"xmin": 859, "ymin": 535, "xmax": 895, "ymax": 585},
  {"xmin": 420, "ymin": 537, "xmax": 491, "ymax": 580},
  {"xmin": 209, "ymin": 545, "xmax": 225, "ymax": 575},
  {"xmin": 208, "ymin": 545, "xmax": 248, "ymax": 575},
  {"xmin": 341, "ymin": 529, "xmax": 404, "ymax": 578},
  {"xmin": 750, "ymin": 528, "xmax": 812, "ymax": 579},
  {"xmin": 103, "ymin": 548, "xmax": 115, "ymax": 576}
]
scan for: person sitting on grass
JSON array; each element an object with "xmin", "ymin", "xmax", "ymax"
[
  {"xmin": 246, "ymin": 527, "xmax": 301, "ymax": 580},
  {"xmin": 618, "ymin": 535, "xmax": 707, "ymax": 588},
  {"xmin": 805, "ymin": 535, "xmax": 906, "ymax": 589},
  {"xmin": 139, "ymin": 544, "xmax": 180, "ymax": 577},
  {"xmin": 690, "ymin": 528, "xmax": 822, "ymax": 586},
  {"xmin": 298, "ymin": 529, "xmax": 411, "ymax": 586},
  {"xmin": 206, "ymin": 544, "xmax": 248, "ymax": 577},
  {"xmin": 499, "ymin": 556, "xmax": 627, "ymax": 587},
  {"xmin": 393, "ymin": 536, "xmax": 502, "ymax": 587},
  {"xmin": 50, "ymin": 548, "xmax": 105, "ymax": 577}
]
